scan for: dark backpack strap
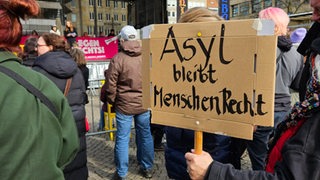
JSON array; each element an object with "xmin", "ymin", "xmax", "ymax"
[{"xmin": 0, "ymin": 65, "xmax": 59, "ymax": 118}]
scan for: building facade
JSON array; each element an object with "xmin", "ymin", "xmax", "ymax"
[
  {"xmin": 229, "ymin": 0, "xmax": 312, "ymax": 28},
  {"xmin": 66, "ymin": 0, "xmax": 128, "ymax": 37},
  {"xmin": 21, "ymin": 0, "xmax": 72, "ymax": 35}
]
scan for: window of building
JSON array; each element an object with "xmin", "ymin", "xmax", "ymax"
[
  {"xmin": 239, "ymin": 2, "xmax": 249, "ymax": 16},
  {"xmin": 71, "ymin": 14, "xmax": 77, "ymax": 22},
  {"xmin": 121, "ymin": 1, "xmax": 126, "ymax": 8},
  {"xmin": 106, "ymin": 13, "xmax": 110, "ymax": 21},
  {"xmin": 122, "ymin": 14, "xmax": 126, "ymax": 21},
  {"xmin": 252, "ymin": 0, "xmax": 262, "ymax": 13},
  {"xmin": 89, "ymin": 12, "xmax": 95, "ymax": 20},
  {"xmin": 168, "ymin": 11, "xmax": 171, "ymax": 16},
  {"xmin": 188, "ymin": 2, "xmax": 205, "ymax": 9},
  {"xmin": 98, "ymin": 13, "xmax": 103, "ymax": 21},
  {"xmin": 275, "ymin": 1, "xmax": 284, "ymax": 8},
  {"xmin": 99, "ymin": 26, "xmax": 104, "ymax": 35},
  {"xmin": 106, "ymin": 0, "xmax": 110, "ymax": 7},
  {"xmin": 232, "ymin": 5, "xmax": 239, "ymax": 17},
  {"xmin": 114, "ymin": 14, "xmax": 118, "ymax": 21},
  {"xmin": 264, "ymin": 0, "xmax": 272, "ymax": 8},
  {"xmin": 71, "ymin": 0, "xmax": 76, "ymax": 7},
  {"xmin": 114, "ymin": 0, "xmax": 118, "ymax": 8},
  {"xmin": 97, "ymin": 0, "xmax": 102, "ymax": 7},
  {"xmin": 172, "ymin": 11, "xmax": 175, "ymax": 17},
  {"xmin": 88, "ymin": 26, "xmax": 93, "ymax": 35},
  {"xmin": 89, "ymin": 0, "xmax": 94, "ymax": 6}
]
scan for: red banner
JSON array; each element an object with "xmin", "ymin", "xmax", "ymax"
[
  {"xmin": 76, "ymin": 36, "xmax": 118, "ymax": 61},
  {"xmin": 20, "ymin": 35, "xmax": 118, "ymax": 61}
]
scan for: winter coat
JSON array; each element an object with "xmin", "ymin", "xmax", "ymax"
[
  {"xmin": 0, "ymin": 51, "xmax": 79, "ymax": 179},
  {"xmin": 105, "ymin": 40, "xmax": 148, "ymax": 115},
  {"xmin": 275, "ymin": 36, "xmax": 304, "ymax": 112},
  {"xmin": 64, "ymin": 27, "xmax": 77, "ymax": 47},
  {"xmin": 79, "ymin": 65, "xmax": 89, "ymax": 90},
  {"xmin": 204, "ymin": 108, "xmax": 320, "ymax": 180},
  {"xmin": 33, "ymin": 50, "xmax": 88, "ymax": 180},
  {"xmin": 165, "ymin": 127, "xmax": 231, "ymax": 180}
]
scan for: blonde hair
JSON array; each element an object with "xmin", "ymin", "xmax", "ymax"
[
  {"xmin": 259, "ymin": 7, "xmax": 289, "ymax": 36},
  {"xmin": 178, "ymin": 7, "xmax": 223, "ymax": 23},
  {"xmin": 69, "ymin": 48, "xmax": 87, "ymax": 66}
]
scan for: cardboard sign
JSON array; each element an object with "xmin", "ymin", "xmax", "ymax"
[{"xmin": 141, "ymin": 19, "xmax": 277, "ymax": 139}]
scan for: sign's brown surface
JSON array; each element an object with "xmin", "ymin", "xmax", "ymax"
[{"xmin": 141, "ymin": 19, "xmax": 277, "ymax": 139}]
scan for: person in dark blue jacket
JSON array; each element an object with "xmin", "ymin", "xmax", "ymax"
[
  {"xmin": 164, "ymin": 7, "xmax": 231, "ymax": 180},
  {"xmin": 33, "ymin": 33, "xmax": 88, "ymax": 180}
]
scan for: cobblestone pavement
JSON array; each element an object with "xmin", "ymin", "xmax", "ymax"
[{"xmin": 85, "ymin": 94, "xmax": 251, "ymax": 180}]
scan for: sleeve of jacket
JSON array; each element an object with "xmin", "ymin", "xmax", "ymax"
[
  {"xmin": 205, "ymin": 161, "xmax": 280, "ymax": 180},
  {"xmin": 57, "ymin": 97, "xmax": 80, "ymax": 169},
  {"xmin": 100, "ymin": 69, "xmax": 109, "ymax": 102},
  {"xmin": 105, "ymin": 56, "xmax": 120, "ymax": 105},
  {"xmin": 100, "ymin": 83, "xmax": 107, "ymax": 102}
]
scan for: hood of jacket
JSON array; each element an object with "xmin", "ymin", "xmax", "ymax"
[
  {"xmin": 278, "ymin": 36, "xmax": 292, "ymax": 52},
  {"xmin": 120, "ymin": 40, "xmax": 141, "ymax": 57},
  {"xmin": 34, "ymin": 50, "xmax": 77, "ymax": 79}
]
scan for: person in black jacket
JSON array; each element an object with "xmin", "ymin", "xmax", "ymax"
[
  {"xmin": 33, "ymin": 33, "xmax": 88, "ymax": 180},
  {"xmin": 64, "ymin": 20, "xmax": 77, "ymax": 48},
  {"xmin": 229, "ymin": 7, "xmax": 304, "ymax": 171},
  {"xmin": 164, "ymin": 7, "xmax": 231, "ymax": 180},
  {"xmin": 185, "ymin": 34, "xmax": 320, "ymax": 180},
  {"xmin": 298, "ymin": 0, "xmax": 320, "ymax": 101},
  {"xmin": 69, "ymin": 48, "xmax": 89, "ymax": 90}
]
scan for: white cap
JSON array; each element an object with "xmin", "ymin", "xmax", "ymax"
[{"xmin": 119, "ymin": 25, "xmax": 137, "ymax": 41}]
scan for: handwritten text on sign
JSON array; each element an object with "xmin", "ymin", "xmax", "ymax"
[
  {"xmin": 142, "ymin": 20, "xmax": 276, "ymax": 139},
  {"xmin": 153, "ymin": 25, "xmax": 267, "ymax": 117}
]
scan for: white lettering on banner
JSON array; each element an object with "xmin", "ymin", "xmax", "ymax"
[
  {"xmin": 78, "ymin": 40, "xmax": 100, "ymax": 47},
  {"xmin": 82, "ymin": 47, "xmax": 105, "ymax": 54}
]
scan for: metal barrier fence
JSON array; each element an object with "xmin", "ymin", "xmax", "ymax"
[
  {"xmin": 85, "ymin": 78, "xmax": 135, "ymax": 138},
  {"xmin": 85, "ymin": 79, "xmax": 114, "ymax": 137}
]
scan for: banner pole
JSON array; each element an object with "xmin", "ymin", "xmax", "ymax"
[{"xmin": 194, "ymin": 130, "xmax": 203, "ymax": 154}]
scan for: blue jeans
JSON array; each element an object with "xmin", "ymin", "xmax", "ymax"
[
  {"xmin": 247, "ymin": 110, "xmax": 289, "ymax": 170},
  {"xmin": 115, "ymin": 110, "xmax": 154, "ymax": 177}
]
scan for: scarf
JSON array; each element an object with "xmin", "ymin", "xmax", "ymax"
[{"xmin": 267, "ymin": 54, "xmax": 320, "ymax": 171}]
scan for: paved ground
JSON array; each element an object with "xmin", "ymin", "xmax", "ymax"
[{"xmin": 85, "ymin": 93, "xmax": 251, "ymax": 180}]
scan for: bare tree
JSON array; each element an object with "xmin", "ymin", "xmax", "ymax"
[{"xmin": 277, "ymin": 0, "xmax": 310, "ymax": 14}]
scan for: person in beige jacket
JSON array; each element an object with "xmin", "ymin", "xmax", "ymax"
[{"xmin": 105, "ymin": 25, "xmax": 154, "ymax": 180}]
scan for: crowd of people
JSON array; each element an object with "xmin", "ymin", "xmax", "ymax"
[{"xmin": 1, "ymin": 0, "xmax": 320, "ymax": 180}]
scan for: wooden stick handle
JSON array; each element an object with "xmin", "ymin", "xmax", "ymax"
[{"xmin": 194, "ymin": 131, "xmax": 203, "ymax": 155}]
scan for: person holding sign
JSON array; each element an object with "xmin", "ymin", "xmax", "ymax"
[
  {"xmin": 229, "ymin": 7, "xmax": 304, "ymax": 171},
  {"xmin": 105, "ymin": 25, "xmax": 154, "ymax": 180},
  {"xmin": 164, "ymin": 7, "xmax": 232, "ymax": 180},
  {"xmin": 185, "ymin": 37, "xmax": 320, "ymax": 179}
]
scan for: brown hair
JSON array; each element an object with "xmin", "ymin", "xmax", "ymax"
[
  {"xmin": 0, "ymin": 0, "xmax": 39, "ymax": 52},
  {"xmin": 69, "ymin": 48, "xmax": 87, "ymax": 66},
  {"xmin": 178, "ymin": 7, "xmax": 223, "ymax": 23},
  {"xmin": 65, "ymin": 20, "xmax": 74, "ymax": 32},
  {"xmin": 41, "ymin": 33, "xmax": 67, "ymax": 51}
]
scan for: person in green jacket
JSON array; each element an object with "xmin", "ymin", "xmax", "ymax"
[{"xmin": 0, "ymin": 0, "xmax": 79, "ymax": 179}]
